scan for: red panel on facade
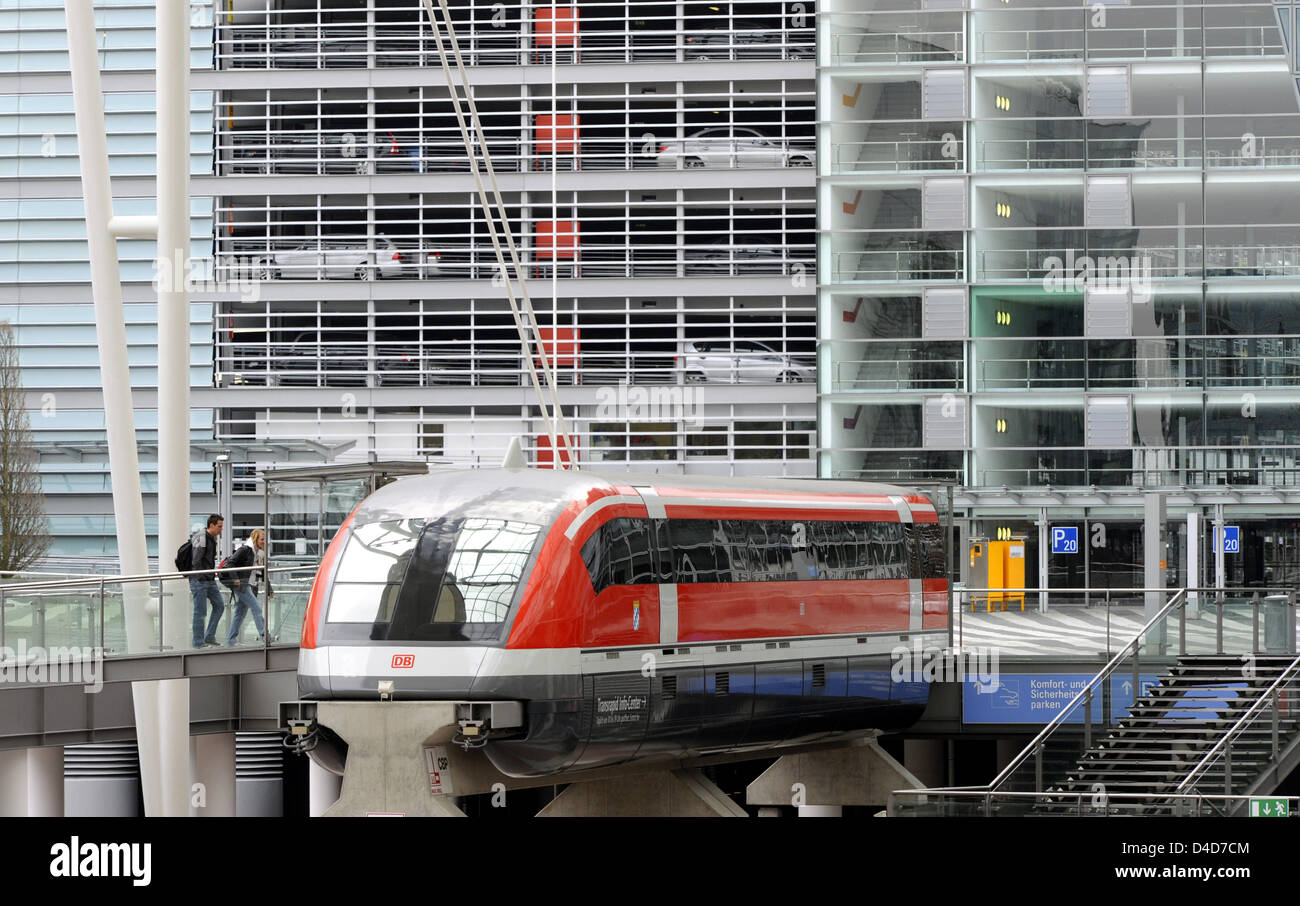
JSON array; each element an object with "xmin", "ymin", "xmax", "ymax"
[
  {"xmin": 534, "ymin": 220, "xmax": 579, "ymax": 259},
  {"xmin": 533, "ymin": 7, "xmax": 579, "ymax": 46},
  {"xmin": 535, "ymin": 327, "xmax": 580, "ymax": 369},
  {"xmin": 534, "ymin": 114, "xmax": 580, "ymax": 155}
]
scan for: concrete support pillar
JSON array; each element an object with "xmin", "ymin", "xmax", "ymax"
[
  {"xmin": 189, "ymin": 732, "xmax": 236, "ymax": 817},
  {"xmin": 0, "ymin": 747, "xmax": 65, "ymax": 817},
  {"xmin": 903, "ymin": 738, "xmax": 945, "ymax": 788},
  {"xmin": 537, "ymin": 769, "xmax": 747, "ymax": 817},
  {"xmin": 309, "ymin": 761, "xmax": 343, "ymax": 818},
  {"xmin": 747, "ymin": 738, "xmax": 926, "ymax": 810},
  {"xmin": 315, "ymin": 701, "xmax": 465, "ymax": 817}
]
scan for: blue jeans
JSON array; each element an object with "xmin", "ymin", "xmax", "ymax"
[
  {"xmin": 190, "ymin": 578, "xmax": 225, "ymax": 647},
  {"xmin": 228, "ymin": 586, "xmax": 266, "ymax": 646}
]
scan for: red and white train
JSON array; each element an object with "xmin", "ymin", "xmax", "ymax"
[{"xmin": 298, "ymin": 469, "xmax": 948, "ymax": 777}]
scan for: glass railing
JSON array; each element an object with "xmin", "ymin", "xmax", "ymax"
[
  {"xmin": 830, "ymin": 30, "xmax": 964, "ymax": 65},
  {"xmin": 974, "ymin": 342, "xmax": 1300, "ymax": 391},
  {"xmin": 831, "ymin": 248, "xmax": 964, "ymax": 282},
  {"xmin": 953, "ymin": 586, "xmax": 1298, "ymax": 657},
  {"xmin": 976, "ymin": 245, "xmax": 1300, "ymax": 282},
  {"xmin": 0, "ymin": 564, "xmax": 318, "ymax": 662},
  {"xmin": 975, "ymin": 445, "xmax": 1300, "ymax": 489},
  {"xmin": 830, "ymin": 138, "xmax": 962, "ymax": 174},
  {"xmin": 832, "ymin": 357, "xmax": 964, "ymax": 392},
  {"xmin": 977, "ymin": 134, "xmax": 1300, "ymax": 172},
  {"xmin": 975, "ymin": 23, "xmax": 1285, "ymax": 63}
]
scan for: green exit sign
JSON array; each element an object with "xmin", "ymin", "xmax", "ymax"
[{"xmin": 1249, "ymin": 798, "xmax": 1290, "ymax": 817}]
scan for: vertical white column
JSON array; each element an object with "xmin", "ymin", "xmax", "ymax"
[
  {"xmin": 157, "ymin": 0, "xmax": 194, "ymax": 650},
  {"xmin": 1037, "ymin": 507, "xmax": 1049, "ymax": 613},
  {"xmin": 154, "ymin": 0, "xmax": 195, "ymax": 818},
  {"xmin": 65, "ymin": 0, "xmax": 164, "ymax": 816},
  {"xmin": 189, "ymin": 732, "xmax": 237, "ymax": 817},
  {"xmin": 64, "ymin": 1, "xmax": 150, "ymax": 638},
  {"xmin": 1214, "ymin": 504, "xmax": 1226, "ymax": 592},
  {"xmin": 1187, "ymin": 510, "xmax": 1200, "ymax": 618},
  {"xmin": 0, "ymin": 748, "xmax": 65, "ymax": 817},
  {"xmin": 308, "ymin": 760, "xmax": 342, "ymax": 816}
]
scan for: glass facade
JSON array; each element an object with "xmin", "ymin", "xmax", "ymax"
[
  {"xmin": 0, "ymin": 2, "xmax": 214, "ymax": 557},
  {"xmin": 820, "ymin": 0, "xmax": 1300, "ymax": 589}
]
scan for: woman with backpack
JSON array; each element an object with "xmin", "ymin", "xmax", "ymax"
[{"xmin": 226, "ymin": 529, "xmax": 271, "ymax": 646}]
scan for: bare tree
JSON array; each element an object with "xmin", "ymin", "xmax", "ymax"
[{"xmin": 0, "ymin": 321, "xmax": 52, "ymax": 573}]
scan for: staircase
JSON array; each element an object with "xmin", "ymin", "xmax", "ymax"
[{"xmin": 1042, "ymin": 655, "xmax": 1300, "ymax": 815}]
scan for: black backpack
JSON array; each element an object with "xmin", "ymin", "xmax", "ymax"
[
  {"xmin": 218, "ymin": 545, "xmax": 253, "ymax": 591},
  {"xmin": 175, "ymin": 539, "xmax": 193, "ymax": 573}
]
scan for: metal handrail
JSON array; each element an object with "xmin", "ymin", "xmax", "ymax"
[
  {"xmin": 1174, "ymin": 651, "xmax": 1300, "ymax": 794},
  {"xmin": 985, "ymin": 588, "xmax": 1188, "ymax": 793},
  {"xmin": 0, "ymin": 564, "xmax": 313, "ymax": 594}
]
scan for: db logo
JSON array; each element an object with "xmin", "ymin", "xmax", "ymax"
[{"xmin": 391, "ymin": 654, "xmax": 415, "ymax": 669}]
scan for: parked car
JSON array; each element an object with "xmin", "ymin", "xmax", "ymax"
[
  {"xmin": 256, "ymin": 237, "xmax": 410, "ymax": 280},
  {"xmin": 680, "ymin": 340, "xmax": 814, "ymax": 384},
  {"xmin": 655, "ymin": 126, "xmax": 814, "ymax": 169},
  {"xmin": 683, "ymin": 26, "xmax": 813, "ymax": 61}
]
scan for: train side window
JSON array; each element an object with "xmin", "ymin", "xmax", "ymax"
[
  {"xmin": 671, "ymin": 519, "xmax": 720, "ymax": 583},
  {"xmin": 650, "ymin": 518, "xmax": 673, "ymax": 583},
  {"xmin": 813, "ymin": 521, "xmax": 844, "ymax": 578},
  {"xmin": 582, "ymin": 517, "xmax": 654, "ymax": 594},
  {"xmin": 732, "ymin": 520, "xmax": 766, "ymax": 581},
  {"xmin": 765, "ymin": 522, "xmax": 796, "ymax": 581},
  {"xmin": 915, "ymin": 521, "xmax": 946, "ymax": 579}
]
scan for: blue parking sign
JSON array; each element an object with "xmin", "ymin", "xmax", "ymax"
[
  {"xmin": 1051, "ymin": 526, "xmax": 1078, "ymax": 554},
  {"xmin": 1218, "ymin": 526, "xmax": 1240, "ymax": 554}
]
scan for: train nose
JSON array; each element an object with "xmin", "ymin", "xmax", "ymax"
[{"xmin": 305, "ymin": 644, "xmax": 490, "ymax": 700}]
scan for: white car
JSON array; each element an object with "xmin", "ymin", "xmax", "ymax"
[
  {"xmin": 257, "ymin": 237, "xmax": 409, "ymax": 280},
  {"xmin": 655, "ymin": 127, "xmax": 815, "ymax": 169},
  {"xmin": 681, "ymin": 340, "xmax": 815, "ymax": 384}
]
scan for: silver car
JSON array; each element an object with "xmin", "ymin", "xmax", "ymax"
[
  {"xmin": 257, "ymin": 237, "xmax": 409, "ymax": 280},
  {"xmin": 681, "ymin": 340, "xmax": 815, "ymax": 384},
  {"xmin": 655, "ymin": 127, "xmax": 815, "ymax": 169}
]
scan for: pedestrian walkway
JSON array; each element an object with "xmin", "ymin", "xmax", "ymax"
[{"xmin": 959, "ymin": 595, "xmax": 1298, "ymax": 658}]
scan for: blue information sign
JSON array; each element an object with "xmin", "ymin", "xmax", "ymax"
[
  {"xmin": 1217, "ymin": 526, "xmax": 1240, "ymax": 554},
  {"xmin": 1051, "ymin": 526, "xmax": 1079, "ymax": 554},
  {"xmin": 963, "ymin": 673, "xmax": 1158, "ymax": 724}
]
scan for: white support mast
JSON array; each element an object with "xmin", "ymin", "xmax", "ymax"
[{"xmin": 66, "ymin": 0, "xmax": 193, "ymax": 816}]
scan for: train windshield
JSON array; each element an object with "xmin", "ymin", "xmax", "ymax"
[{"xmin": 325, "ymin": 517, "xmax": 543, "ymax": 642}]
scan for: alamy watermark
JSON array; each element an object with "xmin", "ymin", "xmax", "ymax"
[
  {"xmin": 594, "ymin": 380, "xmax": 705, "ymax": 428},
  {"xmin": 891, "ymin": 639, "xmax": 1000, "ymax": 692},
  {"xmin": 0, "ymin": 641, "xmax": 103, "ymax": 693},
  {"xmin": 1042, "ymin": 248, "xmax": 1153, "ymax": 303},
  {"xmin": 153, "ymin": 251, "xmax": 262, "ymax": 303}
]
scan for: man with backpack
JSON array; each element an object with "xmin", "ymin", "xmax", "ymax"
[{"xmin": 185, "ymin": 513, "xmax": 225, "ymax": 648}]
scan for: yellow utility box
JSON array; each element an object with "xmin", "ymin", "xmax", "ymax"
[{"xmin": 968, "ymin": 535, "xmax": 1027, "ymax": 612}]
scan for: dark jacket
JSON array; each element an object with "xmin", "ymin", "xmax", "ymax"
[
  {"xmin": 229, "ymin": 543, "xmax": 259, "ymax": 594},
  {"xmin": 190, "ymin": 529, "xmax": 218, "ymax": 581}
]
